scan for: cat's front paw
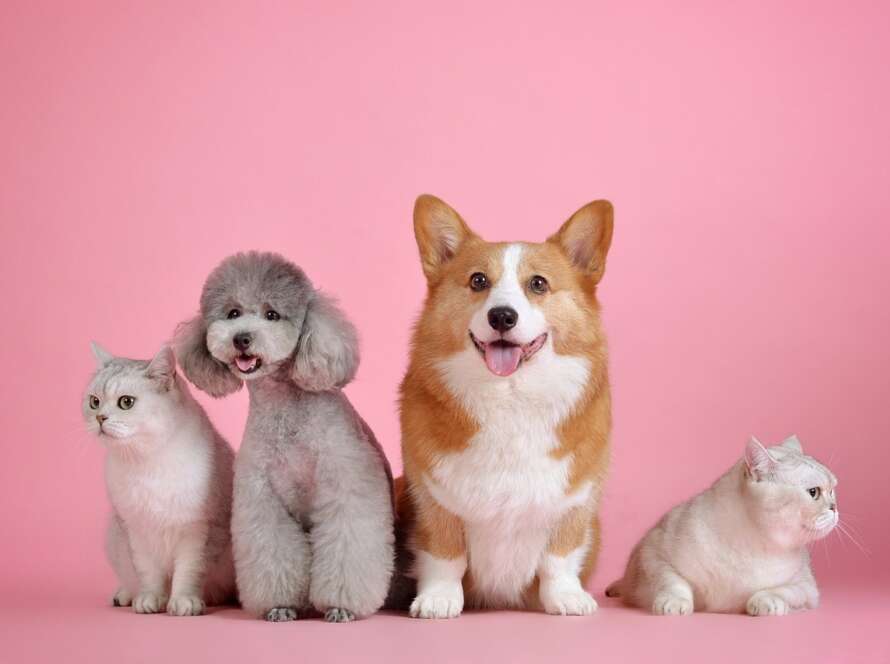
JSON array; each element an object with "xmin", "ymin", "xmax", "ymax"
[
  {"xmin": 112, "ymin": 588, "xmax": 133, "ymax": 607},
  {"xmin": 265, "ymin": 607, "xmax": 299, "ymax": 622},
  {"xmin": 541, "ymin": 587, "xmax": 598, "ymax": 616},
  {"xmin": 133, "ymin": 591, "xmax": 168, "ymax": 614},
  {"xmin": 409, "ymin": 586, "xmax": 464, "ymax": 619},
  {"xmin": 747, "ymin": 592, "xmax": 789, "ymax": 617},
  {"xmin": 652, "ymin": 592, "xmax": 693, "ymax": 616},
  {"xmin": 324, "ymin": 607, "xmax": 355, "ymax": 623},
  {"xmin": 167, "ymin": 595, "xmax": 205, "ymax": 617}
]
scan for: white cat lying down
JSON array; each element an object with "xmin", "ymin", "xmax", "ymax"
[{"xmin": 606, "ymin": 435, "xmax": 838, "ymax": 616}]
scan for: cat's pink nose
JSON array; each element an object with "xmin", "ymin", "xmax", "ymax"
[{"xmin": 96, "ymin": 415, "xmax": 108, "ymax": 424}]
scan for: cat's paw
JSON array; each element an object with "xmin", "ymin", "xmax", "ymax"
[
  {"xmin": 265, "ymin": 607, "xmax": 299, "ymax": 622},
  {"xmin": 167, "ymin": 595, "xmax": 205, "ymax": 617},
  {"xmin": 133, "ymin": 591, "xmax": 168, "ymax": 614},
  {"xmin": 541, "ymin": 587, "xmax": 598, "ymax": 616},
  {"xmin": 409, "ymin": 587, "xmax": 464, "ymax": 619},
  {"xmin": 747, "ymin": 592, "xmax": 789, "ymax": 617},
  {"xmin": 324, "ymin": 607, "xmax": 355, "ymax": 623},
  {"xmin": 112, "ymin": 588, "xmax": 133, "ymax": 607},
  {"xmin": 652, "ymin": 592, "xmax": 693, "ymax": 616}
]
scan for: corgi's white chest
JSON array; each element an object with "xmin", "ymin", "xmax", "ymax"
[{"xmin": 430, "ymin": 345, "xmax": 594, "ymax": 606}]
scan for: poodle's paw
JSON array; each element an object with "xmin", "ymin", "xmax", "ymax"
[
  {"xmin": 747, "ymin": 592, "xmax": 789, "ymax": 617},
  {"xmin": 324, "ymin": 607, "xmax": 355, "ymax": 623},
  {"xmin": 112, "ymin": 588, "xmax": 133, "ymax": 607},
  {"xmin": 265, "ymin": 607, "xmax": 299, "ymax": 622},
  {"xmin": 541, "ymin": 587, "xmax": 598, "ymax": 616},
  {"xmin": 167, "ymin": 595, "xmax": 205, "ymax": 617},
  {"xmin": 652, "ymin": 592, "xmax": 693, "ymax": 616},
  {"xmin": 133, "ymin": 591, "xmax": 168, "ymax": 614},
  {"xmin": 409, "ymin": 586, "xmax": 464, "ymax": 619}
]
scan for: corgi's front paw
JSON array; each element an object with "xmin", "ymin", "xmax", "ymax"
[
  {"xmin": 133, "ymin": 591, "xmax": 168, "ymax": 614},
  {"xmin": 409, "ymin": 585, "xmax": 464, "ymax": 619},
  {"xmin": 167, "ymin": 595, "xmax": 205, "ymax": 616},
  {"xmin": 747, "ymin": 591, "xmax": 789, "ymax": 617},
  {"xmin": 541, "ymin": 587, "xmax": 598, "ymax": 616},
  {"xmin": 652, "ymin": 592, "xmax": 693, "ymax": 616}
]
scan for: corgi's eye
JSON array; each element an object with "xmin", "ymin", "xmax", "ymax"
[
  {"xmin": 89, "ymin": 395, "xmax": 100, "ymax": 410},
  {"xmin": 469, "ymin": 273, "xmax": 489, "ymax": 291},
  {"xmin": 266, "ymin": 310, "xmax": 280, "ymax": 321},
  {"xmin": 529, "ymin": 275, "xmax": 549, "ymax": 294},
  {"xmin": 808, "ymin": 487, "xmax": 821, "ymax": 500},
  {"xmin": 118, "ymin": 395, "xmax": 136, "ymax": 410},
  {"xmin": 227, "ymin": 309, "xmax": 241, "ymax": 319}
]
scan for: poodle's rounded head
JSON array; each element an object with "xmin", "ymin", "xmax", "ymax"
[{"xmin": 175, "ymin": 251, "xmax": 359, "ymax": 397}]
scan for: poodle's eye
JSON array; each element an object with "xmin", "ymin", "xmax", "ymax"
[
  {"xmin": 808, "ymin": 487, "xmax": 821, "ymax": 500},
  {"xmin": 88, "ymin": 395, "xmax": 100, "ymax": 410},
  {"xmin": 266, "ymin": 310, "xmax": 280, "ymax": 321},
  {"xmin": 470, "ymin": 272, "xmax": 489, "ymax": 291},
  {"xmin": 117, "ymin": 395, "xmax": 136, "ymax": 410},
  {"xmin": 227, "ymin": 309, "xmax": 241, "ymax": 319},
  {"xmin": 529, "ymin": 275, "xmax": 549, "ymax": 294}
]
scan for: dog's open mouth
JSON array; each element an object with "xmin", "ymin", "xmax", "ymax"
[
  {"xmin": 470, "ymin": 332, "xmax": 547, "ymax": 377},
  {"xmin": 234, "ymin": 354, "xmax": 262, "ymax": 374}
]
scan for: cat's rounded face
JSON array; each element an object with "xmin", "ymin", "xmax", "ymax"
[
  {"xmin": 83, "ymin": 358, "xmax": 176, "ymax": 445},
  {"xmin": 745, "ymin": 443, "xmax": 838, "ymax": 546}
]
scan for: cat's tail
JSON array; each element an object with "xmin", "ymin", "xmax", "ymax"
[{"xmin": 604, "ymin": 579, "xmax": 623, "ymax": 598}]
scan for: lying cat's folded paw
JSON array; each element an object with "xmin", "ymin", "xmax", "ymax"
[
  {"xmin": 652, "ymin": 592, "xmax": 693, "ymax": 616},
  {"xmin": 747, "ymin": 592, "xmax": 789, "ymax": 617},
  {"xmin": 133, "ymin": 592, "xmax": 168, "ymax": 614},
  {"xmin": 167, "ymin": 595, "xmax": 205, "ymax": 617}
]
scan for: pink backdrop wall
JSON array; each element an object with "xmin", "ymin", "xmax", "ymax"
[{"xmin": 2, "ymin": 0, "xmax": 888, "ymax": 609}]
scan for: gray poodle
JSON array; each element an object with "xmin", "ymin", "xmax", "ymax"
[{"xmin": 175, "ymin": 251, "xmax": 394, "ymax": 622}]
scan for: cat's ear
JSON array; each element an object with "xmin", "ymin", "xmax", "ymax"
[
  {"xmin": 780, "ymin": 435, "xmax": 803, "ymax": 453},
  {"xmin": 413, "ymin": 194, "xmax": 477, "ymax": 281},
  {"xmin": 745, "ymin": 436, "xmax": 778, "ymax": 479},
  {"xmin": 173, "ymin": 315, "xmax": 242, "ymax": 398},
  {"xmin": 146, "ymin": 345, "xmax": 176, "ymax": 389},
  {"xmin": 291, "ymin": 291, "xmax": 359, "ymax": 392},
  {"xmin": 90, "ymin": 341, "xmax": 114, "ymax": 369}
]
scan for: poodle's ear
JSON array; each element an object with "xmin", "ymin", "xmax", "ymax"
[
  {"xmin": 292, "ymin": 292, "xmax": 359, "ymax": 392},
  {"xmin": 173, "ymin": 315, "xmax": 242, "ymax": 398}
]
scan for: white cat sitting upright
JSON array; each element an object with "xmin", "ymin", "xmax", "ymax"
[
  {"xmin": 83, "ymin": 343, "xmax": 236, "ymax": 616},
  {"xmin": 606, "ymin": 435, "xmax": 838, "ymax": 616}
]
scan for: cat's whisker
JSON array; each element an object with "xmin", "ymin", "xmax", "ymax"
[{"xmin": 836, "ymin": 522, "xmax": 871, "ymax": 557}]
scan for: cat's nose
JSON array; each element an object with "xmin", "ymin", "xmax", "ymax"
[
  {"xmin": 233, "ymin": 332, "xmax": 252, "ymax": 351},
  {"xmin": 96, "ymin": 415, "xmax": 108, "ymax": 424}
]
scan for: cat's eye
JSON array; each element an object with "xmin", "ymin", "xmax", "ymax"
[
  {"xmin": 266, "ymin": 310, "xmax": 280, "ymax": 321},
  {"xmin": 227, "ymin": 308, "xmax": 241, "ymax": 319},
  {"xmin": 808, "ymin": 487, "xmax": 822, "ymax": 500},
  {"xmin": 470, "ymin": 272, "xmax": 489, "ymax": 291},
  {"xmin": 117, "ymin": 395, "xmax": 136, "ymax": 410},
  {"xmin": 88, "ymin": 395, "xmax": 100, "ymax": 410},
  {"xmin": 529, "ymin": 275, "xmax": 549, "ymax": 294}
]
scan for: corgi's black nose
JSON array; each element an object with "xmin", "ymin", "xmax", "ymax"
[
  {"xmin": 488, "ymin": 306, "xmax": 518, "ymax": 332},
  {"xmin": 233, "ymin": 332, "xmax": 252, "ymax": 351}
]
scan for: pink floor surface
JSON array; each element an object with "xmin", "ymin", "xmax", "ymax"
[{"xmin": 6, "ymin": 580, "xmax": 887, "ymax": 664}]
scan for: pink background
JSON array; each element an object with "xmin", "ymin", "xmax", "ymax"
[{"xmin": 2, "ymin": 1, "xmax": 888, "ymax": 662}]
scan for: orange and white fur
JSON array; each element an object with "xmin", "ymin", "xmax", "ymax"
[{"xmin": 398, "ymin": 194, "xmax": 613, "ymax": 618}]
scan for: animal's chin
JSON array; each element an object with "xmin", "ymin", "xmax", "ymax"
[{"xmin": 469, "ymin": 332, "xmax": 547, "ymax": 377}]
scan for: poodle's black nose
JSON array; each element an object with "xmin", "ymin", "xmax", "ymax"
[
  {"xmin": 233, "ymin": 332, "xmax": 252, "ymax": 351},
  {"xmin": 488, "ymin": 306, "xmax": 518, "ymax": 332}
]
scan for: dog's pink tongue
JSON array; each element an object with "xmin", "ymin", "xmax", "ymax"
[
  {"xmin": 484, "ymin": 344, "xmax": 522, "ymax": 377},
  {"xmin": 235, "ymin": 356, "xmax": 257, "ymax": 372}
]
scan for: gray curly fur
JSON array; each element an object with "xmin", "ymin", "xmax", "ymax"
[{"xmin": 175, "ymin": 251, "xmax": 395, "ymax": 621}]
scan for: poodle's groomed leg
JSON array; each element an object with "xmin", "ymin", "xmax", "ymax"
[
  {"xmin": 232, "ymin": 475, "xmax": 311, "ymax": 621},
  {"xmin": 106, "ymin": 513, "xmax": 138, "ymax": 607},
  {"xmin": 308, "ymin": 468, "xmax": 395, "ymax": 621}
]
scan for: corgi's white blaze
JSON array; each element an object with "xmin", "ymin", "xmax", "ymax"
[{"xmin": 430, "ymin": 243, "xmax": 594, "ymax": 608}]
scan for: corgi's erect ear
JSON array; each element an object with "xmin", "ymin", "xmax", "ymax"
[
  {"xmin": 90, "ymin": 341, "xmax": 114, "ymax": 369},
  {"xmin": 548, "ymin": 200, "xmax": 614, "ymax": 283},
  {"xmin": 413, "ymin": 194, "xmax": 476, "ymax": 280},
  {"xmin": 292, "ymin": 292, "xmax": 359, "ymax": 392},
  {"xmin": 173, "ymin": 315, "xmax": 242, "ymax": 398}
]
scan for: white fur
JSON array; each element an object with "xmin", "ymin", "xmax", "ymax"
[
  {"xmin": 426, "ymin": 244, "xmax": 593, "ymax": 610},
  {"xmin": 538, "ymin": 536, "xmax": 597, "ymax": 615},
  {"xmin": 409, "ymin": 552, "xmax": 467, "ymax": 619}
]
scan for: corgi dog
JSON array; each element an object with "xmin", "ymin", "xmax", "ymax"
[{"xmin": 398, "ymin": 194, "xmax": 614, "ymax": 618}]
